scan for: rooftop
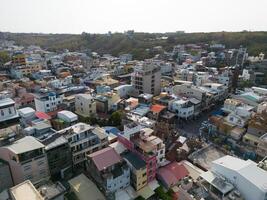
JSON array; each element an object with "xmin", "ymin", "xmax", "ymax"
[
  {"xmin": 150, "ymin": 104, "xmax": 166, "ymax": 113},
  {"xmin": 0, "ymin": 98, "xmax": 15, "ymax": 107},
  {"xmin": 68, "ymin": 174, "xmax": 105, "ymax": 200},
  {"xmin": 37, "ymin": 182, "xmax": 66, "ymax": 200},
  {"xmin": 213, "ymin": 155, "xmax": 267, "ymax": 191},
  {"xmin": 188, "ymin": 144, "xmax": 226, "ymax": 170},
  {"xmin": 88, "ymin": 147, "xmax": 122, "ymax": 171},
  {"xmin": 122, "ymin": 151, "xmax": 146, "ymax": 170},
  {"xmin": 9, "ymin": 180, "xmax": 43, "ymax": 200},
  {"xmin": 201, "ymin": 171, "xmax": 234, "ymax": 194},
  {"xmin": 6, "ymin": 136, "xmax": 44, "ymax": 154},
  {"xmin": 43, "ymin": 135, "xmax": 68, "ymax": 151},
  {"xmin": 157, "ymin": 162, "xmax": 189, "ymax": 187}
]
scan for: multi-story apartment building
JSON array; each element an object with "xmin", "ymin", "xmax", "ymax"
[
  {"xmin": 0, "ymin": 136, "xmax": 50, "ymax": 185},
  {"xmin": 58, "ymin": 123, "xmax": 108, "ymax": 167},
  {"xmin": 118, "ymin": 123, "xmax": 166, "ymax": 183},
  {"xmin": 0, "ymin": 97, "xmax": 19, "ymax": 124},
  {"xmin": 0, "ymin": 159, "xmax": 13, "ymax": 192},
  {"xmin": 122, "ymin": 151, "xmax": 147, "ymax": 191},
  {"xmin": 87, "ymin": 147, "xmax": 130, "ymax": 194},
  {"xmin": 34, "ymin": 92, "xmax": 64, "ymax": 113},
  {"xmin": 75, "ymin": 93, "xmax": 96, "ymax": 117},
  {"xmin": 131, "ymin": 62, "xmax": 161, "ymax": 96},
  {"xmin": 42, "ymin": 134, "xmax": 72, "ymax": 179}
]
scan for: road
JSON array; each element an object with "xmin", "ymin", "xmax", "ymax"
[{"xmin": 175, "ymin": 104, "xmax": 223, "ymax": 138}]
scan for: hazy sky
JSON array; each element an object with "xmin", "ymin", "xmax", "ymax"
[{"xmin": 1, "ymin": 0, "xmax": 267, "ymax": 34}]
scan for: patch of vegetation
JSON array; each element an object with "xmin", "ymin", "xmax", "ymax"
[
  {"xmin": 155, "ymin": 186, "xmax": 174, "ymax": 200},
  {"xmin": 2, "ymin": 31, "xmax": 267, "ymax": 60}
]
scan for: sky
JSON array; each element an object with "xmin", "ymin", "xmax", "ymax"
[{"xmin": 0, "ymin": 0, "xmax": 267, "ymax": 34}]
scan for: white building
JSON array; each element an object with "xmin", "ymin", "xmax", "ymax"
[
  {"xmin": 114, "ymin": 84, "xmax": 133, "ymax": 98},
  {"xmin": 211, "ymin": 155, "xmax": 267, "ymax": 200},
  {"xmin": 57, "ymin": 110, "xmax": 78, "ymax": 124},
  {"xmin": 58, "ymin": 123, "xmax": 108, "ymax": 166},
  {"xmin": 160, "ymin": 62, "xmax": 172, "ymax": 75},
  {"xmin": 75, "ymin": 93, "xmax": 96, "ymax": 117},
  {"xmin": 34, "ymin": 92, "xmax": 64, "ymax": 113},
  {"xmin": 169, "ymin": 98, "xmax": 194, "ymax": 119},
  {"xmin": 0, "ymin": 98, "xmax": 19, "ymax": 123}
]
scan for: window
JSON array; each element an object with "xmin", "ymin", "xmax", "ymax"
[
  {"xmin": 38, "ymin": 160, "xmax": 44, "ymax": 166},
  {"xmin": 39, "ymin": 169, "xmax": 46, "ymax": 176},
  {"xmin": 25, "ymin": 174, "xmax": 33, "ymax": 180},
  {"xmin": 8, "ymin": 108, "xmax": 12, "ymax": 114},
  {"xmin": 24, "ymin": 165, "xmax": 31, "ymax": 171},
  {"xmin": 1, "ymin": 110, "xmax": 4, "ymax": 116},
  {"xmin": 46, "ymin": 104, "xmax": 49, "ymax": 107}
]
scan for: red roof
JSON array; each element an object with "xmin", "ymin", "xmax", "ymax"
[
  {"xmin": 157, "ymin": 162, "xmax": 189, "ymax": 188},
  {"xmin": 35, "ymin": 111, "xmax": 51, "ymax": 120},
  {"xmin": 89, "ymin": 147, "xmax": 121, "ymax": 171},
  {"xmin": 150, "ymin": 104, "xmax": 166, "ymax": 113}
]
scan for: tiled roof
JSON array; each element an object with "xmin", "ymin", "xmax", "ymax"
[
  {"xmin": 150, "ymin": 104, "xmax": 166, "ymax": 113},
  {"xmin": 157, "ymin": 162, "xmax": 189, "ymax": 187},
  {"xmin": 89, "ymin": 147, "xmax": 121, "ymax": 171}
]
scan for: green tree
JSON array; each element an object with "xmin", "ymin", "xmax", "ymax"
[
  {"xmin": 109, "ymin": 111, "xmax": 123, "ymax": 126},
  {"xmin": 0, "ymin": 51, "xmax": 10, "ymax": 65}
]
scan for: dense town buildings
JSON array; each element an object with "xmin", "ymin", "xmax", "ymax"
[{"xmin": 0, "ymin": 38, "xmax": 267, "ymax": 200}]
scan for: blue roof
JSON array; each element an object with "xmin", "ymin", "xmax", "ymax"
[
  {"xmin": 131, "ymin": 103, "xmax": 150, "ymax": 116},
  {"xmin": 103, "ymin": 126, "xmax": 121, "ymax": 136}
]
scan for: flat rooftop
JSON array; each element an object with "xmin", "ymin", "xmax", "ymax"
[
  {"xmin": 37, "ymin": 182, "xmax": 66, "ymax": 200},
  {"xmin": 0, "ymin": 98, "xmax": 15, "ymax": 107},
  {"xmin": 68, "ymin": 174, "xmax": 105, "ymax": 200},
  {"xmin": 7, "ymin": 136, "xmax": 44, "ymax": 154},
  {"xmin": 188, "ymin": 144, "xmax": 226, "ymax": 170},
  {"xmin": 10, "ymin": 180, "xmax": 43, "ymax": 200},
  {"xmin": 122, "ymin": 151, "xmax": 146, "ymax": 170}
]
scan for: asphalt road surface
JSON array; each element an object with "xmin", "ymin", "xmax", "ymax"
[{"xmin": 175, "ymin": 104, "xmax": 223, "ymax": 138}]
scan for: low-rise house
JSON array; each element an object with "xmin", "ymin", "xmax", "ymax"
[
  {"xmin": 169, "ymin": 98, "xmax": 194, "ymax": 120},
  {"xmin": 243, "ymin": 111, "xmax": 267, "ymax": 148},
  {"xmin": 9, "ymin": 180, "xmax": 66, "ymax": 200},
  {"xmin": 87, "ymin": 147, "xmax": 130, "ymax": 194},
  {"xmin": 95, "ymin": 92, "xmax": 120, "ymax": 114},
  {"xmin": 0, "ymin": 98, "xmax": 19, "ymax": 124},
  {"xmin": 68, "ymin": 173, "xmax": 106, "ymax": 200},
  {"xmin": 114, "ymin": 85, "xmax": 133, "ymax": 98},
  {"xmin": 57, "ymin": 110, "xmax": 78, "ymax": 125},
  {"xmin": 148, "ymin": 104, "xmax": 166, "ymax": 121},
  {"xmin": 157, "ymin": 162, "xmax": 189, "ymax": 189},
  {"xmin": 75, "ymin": 93, "xmax": 96, "ymax": 117}
]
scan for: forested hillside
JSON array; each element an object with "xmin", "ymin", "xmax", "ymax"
[{"xmin": 1, "ymin": 31, "xmax": 267, "ymax": 60}]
